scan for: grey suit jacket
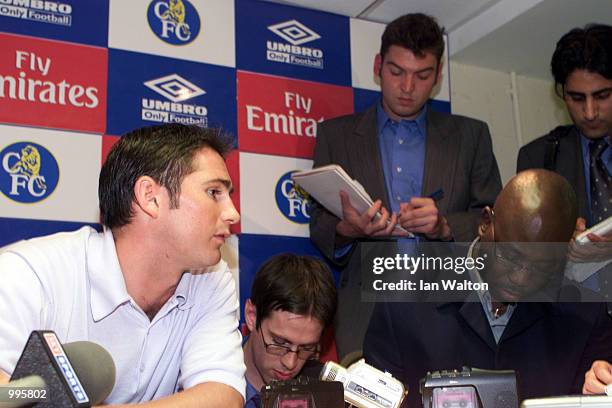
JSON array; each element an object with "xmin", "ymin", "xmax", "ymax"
[
  {"xmin": 309, "ymin": 104, "xmax": 502, "ymax": 356},
  {"xmin": 310, "ymin": 105, "xmax": 502, "ymax": 260}
]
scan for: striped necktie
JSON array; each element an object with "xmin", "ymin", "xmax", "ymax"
[{"xmin": 589, "ymin": 138, "xmax": 611, "ymax": 224}]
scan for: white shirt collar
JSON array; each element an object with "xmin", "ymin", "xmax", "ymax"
[
  {"xmin": 87, "ymin": 228, "xmax": 131, "ymax": 321},
  {"xmin": 86, "ymin": 228, "xmax": 228, "ymax": 320}
]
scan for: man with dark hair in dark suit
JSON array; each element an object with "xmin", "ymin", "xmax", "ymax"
[
  {"xmin": 517, "ymin": 24, "xmax": 612, "ymax": 238},
  {"xmin": 310, "ymin": 13, "xmax": 502, "ymax": 358},
  {"xmin": 516, "ymin": 23, "xmax": 612, "ymax": 396}
]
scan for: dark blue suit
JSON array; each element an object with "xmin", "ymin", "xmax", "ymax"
[{"xmin": 364, "ymin": 298, "xmax": 612, "ymax": 407}]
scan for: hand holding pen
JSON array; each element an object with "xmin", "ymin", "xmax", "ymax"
[
  {"xmin": 399, "ymin": 189, "xmax": 452, "ymax": 241},
  {"xmin": 335, "ymin": 191, "xmax": 410, "ymax": 239}
]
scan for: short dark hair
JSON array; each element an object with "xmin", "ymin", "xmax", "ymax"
[
  {"xmin": 551, "ymin": 24, "xmax": 612, "ymax": 94},
  {"xmin": 99, "ymin": 124, "xmax": 233, "ymax": 228},
  {"xmin": 380, "ymin": 13, "xmax": 445, "ymax": 63},
  {"xmin": 250, "ymin": 253, "xmax": 337, "ymax": 331}
]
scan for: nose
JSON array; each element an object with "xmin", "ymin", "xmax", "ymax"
[
  {"xmin": 401, "ymin": 73, "xmax": 415, "ymax": 93},
  {"xmin": 223, "ymin": 198, "xmax": 240, "ymax": 225},
  {"xmin": 281, "ymin": 350, "xmax": 299, "ymax": 371},
  {"xmin": 584, "ymin": 96, "xmax": 598, "ymax": 121},
  {"xmin": 507, "ymin": 264, "xmax": 531, "ymax": 287}
]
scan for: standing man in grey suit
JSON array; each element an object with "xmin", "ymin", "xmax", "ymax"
[{"xmin": 310, "ymin": 13, "xmax": 502, "ymax": 358}]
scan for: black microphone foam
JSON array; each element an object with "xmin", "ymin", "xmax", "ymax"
[{"xmin": 9, "ymin": 331, "xmax": 116, "ymax": 407}]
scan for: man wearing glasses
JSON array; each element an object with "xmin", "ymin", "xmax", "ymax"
[
  {"xmin": 242, "ymin": 254, "xmax": 337, "ymax": 408},
  {"xmin": 364, "ymin": 169, "xmax": 612, "ymax": 407}
]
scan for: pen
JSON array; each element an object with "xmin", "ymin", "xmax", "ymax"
[{"xmin": 428, "ymin": 188, "xmax": 445, "ymax": 202}]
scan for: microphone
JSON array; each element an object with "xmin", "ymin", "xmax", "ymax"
[
  {"xmin": 63, "ymin": 341, "xmax": 116, "ymax": 405},
  {"xmin": 7, "ymin": 331, "xmax": 115, "ymax": 407}
]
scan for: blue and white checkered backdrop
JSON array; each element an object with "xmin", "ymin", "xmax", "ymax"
[{"xmin": 0, "ymin": 0, "xmax": 451, "ymax": 314}]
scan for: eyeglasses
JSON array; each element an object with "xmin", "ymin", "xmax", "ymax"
[
  {"xmin": 259, "ymin": 325, "xmax": 320, "ymax": 361},
  {"xmin": 488, "ymin": 209, "xmax": 561, "ymax": 276}
]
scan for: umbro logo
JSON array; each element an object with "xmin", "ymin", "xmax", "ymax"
[
  {"xmin": 144, "ymin": 74, "xmax": 206, "ymax": 102},
  {"xmin": 267, "ymin": 20, "xmax": 321, "ymax": 46}
]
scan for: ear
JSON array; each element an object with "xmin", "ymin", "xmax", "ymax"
[
  {"xmin": 133, "ymin": 176, "xmax": 163, "ymax": 219},
  {"xmin": 373, "ymin": 53, "xmax": 382, "ymax": 78},
  {"xmin": 435, "ymin": 60, "xmax": 443, "ymax": 85},
  {"xmin": 478, "ymin": 206, "xmax": 494, "ymax": 240},
  {"xmin": 245, "ymin": 299, "xmax": 257, "ymax": 333}
]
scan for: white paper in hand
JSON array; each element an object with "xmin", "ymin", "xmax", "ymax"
[
  {"xmin": 292, "ymin": 165, "xmax": 410, "ymax": 236},
  {"xmin": 575, "ymin": 216, "xmax": 612, "ymax": 243}
]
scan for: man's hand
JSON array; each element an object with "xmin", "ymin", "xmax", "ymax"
[
  {"xmin": 399, "ymin": 197, "xmax": 452, "ymax": 240},
  {"xmin": 583, "ymin": 360, "xmax": 612, "ymax": 394},
  {"xmin": 569, "ymin": 218, "xmax": 612, "ymax": 263},
  {"xmin": 335, "ymin": 191, "xmax": 407, "ymax": 238}
]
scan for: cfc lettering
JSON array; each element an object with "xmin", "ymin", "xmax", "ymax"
[
  {"xmin": 280, "ymin": 179, "xmax": 309, "ymax": 218},
  {"xmin": 154, "ymin": 1, "xmax": 191, "ymax": 41},
  {"xmin": 2, "ymin": 151, "xmax": 47, "ymax": 197}
]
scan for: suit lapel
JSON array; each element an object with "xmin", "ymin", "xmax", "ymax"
[
  {"xmin": 443, "ymin": 301, "xmax": 548, "ymax": 351},
  {"xmin": 455, "ymin": 301, "xmax": 497, "ymax": 352},
  {"xmin": 350, "ymin": 107, "xmax": 461, "ymax": 213},
  {"xmin": 423, "ymin": 110, "xmax": 457, "ymax": 214},
  {"xmin": 499, "ymin": 303, "xmax": 547, "ymax": 344},
  {"xmin": 352, "ymin": 105, "xmax": 391, "ymax": 210},
  {"xmin": 557, "ymin": 128, "xmax": 588, "ymax": 219}
]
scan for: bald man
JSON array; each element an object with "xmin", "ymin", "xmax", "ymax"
[{"xmin": 364, "ymin": 169, "xmax": 612, "ymax": 406}]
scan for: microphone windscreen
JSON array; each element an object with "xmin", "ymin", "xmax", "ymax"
[{"xmin": 63, "ymin": 342, "xmax": 116, "ymax": 405}]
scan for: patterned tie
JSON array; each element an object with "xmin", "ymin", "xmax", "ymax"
[
  {"xmin": 588, "ymin": 138, "xmax": 612, "ymax": 300},
  {"xmin": 589, "ymin": 138, "xmax": 612, "ymax": 224}
]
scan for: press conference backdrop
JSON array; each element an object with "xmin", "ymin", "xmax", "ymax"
[{"xmin": 0, "ymin": 0, "xmax": 450, "ymax": 312}]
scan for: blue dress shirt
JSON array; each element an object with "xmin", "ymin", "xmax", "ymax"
[
  {"xmin": 376, "ymin": 102, "xmax": 427, "ymax": 215},
  {"xmin": 333, "ymin": 102, "xmax": 429, "ymax": 259},
  {"xmin": 244, "ymin": 380, "xmax": 261, "ymax": 408}
]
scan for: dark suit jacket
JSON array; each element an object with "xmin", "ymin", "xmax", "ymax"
[
  {"xmin": 517, "ymin": 126, "xmax": 590, "ymax": 221},
  {"xmin": 517, "ymin": 125, "xmax": 612, "ymax": 304},
  {"xmin": 364, "ymin": 299, "xmax": 612, "ymax": 407},
  {"xmin": 309, "ymin": 105, "xmax": 502, "ymax": 357}
]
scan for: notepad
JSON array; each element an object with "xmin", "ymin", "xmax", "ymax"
[{"xmin": 292, "ymin": 164, "xmax": 411, "ymax": 236}]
